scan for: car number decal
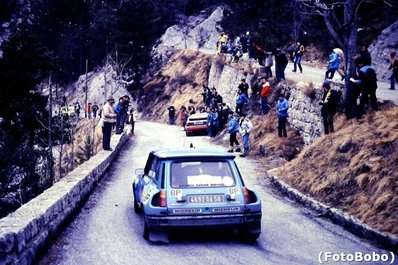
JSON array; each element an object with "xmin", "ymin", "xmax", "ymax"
[
  {"xmin": 169, "ymin": 189, "xmax": 182, "ymax": 197},
  {"xmin": 228, "ymin": 187, "xmax": 240, "ymax": 195}
]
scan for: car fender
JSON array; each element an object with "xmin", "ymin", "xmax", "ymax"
[
  {"xmin": 245, "ymin": 190, "xmax": 262, "ymax": 213},
  {"xmin": 141, "ymin": 182, "xmax": 159, "ymax": 205}
]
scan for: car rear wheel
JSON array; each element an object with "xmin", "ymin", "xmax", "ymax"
[
  {"xmin": 133, "ymin": 184, "xmax": 141, "ymax": 213},
  {"xmin": 239, "ymin": 224, "xmax": 261, "ymax": 241},
  {"xmin": 142, "ymin": 213, "xmax": 150, "ymax": 240}
]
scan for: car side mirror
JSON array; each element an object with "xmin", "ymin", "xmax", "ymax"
[{"xmin": 135, "ymin": 168, "xmax": 144, "ymax": 175}]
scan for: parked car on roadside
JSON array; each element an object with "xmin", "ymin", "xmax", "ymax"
[
  {"xmin": 132, "ymin": 148, "xmax": 262, "ymax": 240},
  {"xmin": 184, "ymin": 112, "xmax": 208, "ymax": 136},
  {"xmin": 60, "ymin": 105, "xmax": 76, "ymax": 117}
]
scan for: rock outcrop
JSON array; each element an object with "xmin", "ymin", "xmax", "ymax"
[
  {"xmin": 369, "ymin": 19, "xmax": 398, "ymax": 81},
  {"xmin": 152, "ymin": 6, "xmax": 224, "ymax": 68}
]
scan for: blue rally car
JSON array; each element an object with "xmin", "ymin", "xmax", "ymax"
[{"xmin": 132, "ymin": 148, "xmax": 262, "ymax": 240}]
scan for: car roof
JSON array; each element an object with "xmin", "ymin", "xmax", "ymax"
[
  {"xmin": 188, "ymin": 112, "xmax": 208, "ymax": 119},
  {"xmin": 151, "ymin": 148, "xmax": 235, "ymax": 159}
]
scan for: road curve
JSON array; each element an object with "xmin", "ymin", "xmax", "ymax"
[{"xmin": 37, "ymin": 121, "xmax": 390, "ymax": 265}]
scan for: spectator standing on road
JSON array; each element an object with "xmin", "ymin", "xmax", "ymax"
[
  {"xmin": 167, "ymin": 105, "xmax": 176, "ymax": 124},
  {"xmin": 320, "ymin": 82, "xmax": 339, "ymax": 134},
  {"xmin": 128, "ymin": 107, "xmax": 138, "ymax": 135},
  {"xmin": 238, "ymin": 113, "xmax": 253, "ymax": 157},
  {"xmin": 102, "ymin": 96, "xmax": 117, "ymax": 151},
  {"xmin": 74, "ymin": 102, "xmax": 81, "ymax": 118},
  {"xmin": 287, "ymin": 41, "xmax": 296, "ymax": 63},
  {"xmin": 179, "ymin": 106, "xmax": 188, "ymax": 130},
  {"xmin": 333, "ymin": 48, "xmax": 346, "ymax": 81},
  {"xmin": 292, "ymin": 42, "xmax": 305, "ymax": 73},
  {"xmin": 276, "ymin": 93, "xmax": 289, "ymax": 138},
  {"xmin": 86, "ymin": 102, "xmax": 92, "ymax": 119},
  {"xmin": 227, "ymin": 112, "xmax": 241, "ymax": 153},
  {"xmin": 350, "ymin": 59, "xmax": 378, "ymax": 119},
  {"xmin": 275, "ymin": 49, "xmax": 288, "ymax": 82},
  {"xmin": 207, "ymin": 107, "xmax": 219, "ymax": 138},
  {"xmin": 92, "ymin": 102, "xmax": 99, "ymax": 119},
  {"xmin": 260, "ymin": 77, "xmax": 271, "ymax": 115},
  {"xmin": 388, "ymin": 51, "xmax": 398, "ymax": 90},
  {"xmin": 121, "ymin": 95, "xmax": 130, "ymax": 131},
  {"xmin": 114, "ymin": 97, "xmax": 124, "ymax": 134},
  {"xmin": 188, "ymin": 106, "xmax": 196, "ymax": 116},
  {"xmin": 325, "ymin": 49, "xmax": 340, "ymax": 80}
]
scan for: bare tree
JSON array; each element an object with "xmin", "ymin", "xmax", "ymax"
[
  {"xmin": 294, "ymin": 0, "xmax": 363, "ymax": 80},
  {"xmin": 107, "ymin": 45, "xmax": 134, "ymax": 95},
  {"xmin": 294, "ymin": 0, "xmax": 396, "ymax": 112}
]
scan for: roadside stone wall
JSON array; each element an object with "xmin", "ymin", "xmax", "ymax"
[
  {"xmin": 284, "ymin": 85, "xmax": 324, "ymax": 144},
  {"xmin": 207, "ymin": 60, "xmax": 335, "ymax": 145},
  {"xmin": 0, "ymin": 132, "xmax": 130, "ymax": 265}
]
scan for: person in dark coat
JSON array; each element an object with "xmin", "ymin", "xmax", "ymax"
[
  {"xmin": 227, "ymin": 111, "xmax": 241, "ymax": 152},
  {"xmin": 350, "ymin": 58, "xmax": 378, "ymax": 119},
  {"xmin": 275, "ymin": 49, "xmax": 288, "ymax": 82},
  {"xmin": 292, "ymin": 42, "xmax": 305, "ymax": 73},
  {"xmin": 167, "ymin": 105, "xmax": 176, "ymax": 125},
  {"xmin": 238, "ymin": 78, "xmax": 249, "ymax": 97},
  {"xmin": 320, "ymin": 82, "xmax": 339, "ymax": 134},
  {"xmin": 388, "ymin": 51, "xmax": 398, "ymax": 90}
]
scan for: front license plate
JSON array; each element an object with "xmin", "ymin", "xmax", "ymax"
[{"xmin": 187, "ymin": 194, "xmax": 224, "ymax": 204}]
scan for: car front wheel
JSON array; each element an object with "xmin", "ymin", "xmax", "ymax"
[{"xmin": 133, "ymin": 184, "xmax": 141, "ymax": 213}]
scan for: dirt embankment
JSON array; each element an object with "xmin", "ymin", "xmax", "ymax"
[
  {"xmin": 274, "ymin": 107, "xmax": 398, "ymax": 235},
  {"xmin": 139, "ymin": 49, "xmax": 398, "ymax": 236}
]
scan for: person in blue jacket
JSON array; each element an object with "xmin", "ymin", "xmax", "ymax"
[
  {"xmin": 276, "ymin": 93, "xmax": 289, "ymax": 137},
  {"xmin": 207, "ymin": 107, "xmax": 219, "ymax": 137},
  {"xmin": 235, "ymin": 90, "xmax": 249, "ymax": 115},
  {"xmin": 227, "ymin": 111, "xmax": 241, "ymax": 152},
  {"xmin": 325, "ymin": 49, "xmax": 340, "ymax": 80}
]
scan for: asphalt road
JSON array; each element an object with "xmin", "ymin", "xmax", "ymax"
[
  {"xmin": 199, "ymin": 47, "xmax": 398, "ymax": 105},
  {"xmin": 283, "ymin": 62, "xmax": 398, "ymax": 105},
  {"xmin": 37, "ymin": 121, "xmax": 392, "ymax": 265}
]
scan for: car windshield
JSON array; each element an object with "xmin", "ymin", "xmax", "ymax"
[{"xmin": 170, "ymin": 160, "xmax": 235, "ymax": 188}]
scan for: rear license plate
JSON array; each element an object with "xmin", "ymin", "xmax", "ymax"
[
  {"xmin": 187, "ymin": 194, "xmax": 224, "ymax": 204},
  {"xmin": 194, "ymin": 121, "xmax": 204, "ymax": 125}
]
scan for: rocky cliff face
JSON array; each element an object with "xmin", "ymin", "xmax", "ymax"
[
  {"xmin": 149, "ymin": 6, "xmax": 330, "ymax": 145},
  {"xmin": 369, "ymin": 19, "xmax": 398, "ymax": 81},
  {"xmin": 151, "ymin": 6, "xmax": 224, "ymax": 68}
]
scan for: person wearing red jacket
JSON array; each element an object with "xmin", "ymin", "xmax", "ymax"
[{"xmin": 260, "ymin": 77, "xmax": 271, "ymax": 115}]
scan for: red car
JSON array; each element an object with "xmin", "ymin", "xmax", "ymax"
[{"xmin": 185, "ymin": 112, "xmax": 208, "ymax": 136}]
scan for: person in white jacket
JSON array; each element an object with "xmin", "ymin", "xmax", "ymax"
[
  {"xmin": 238, "ymin": 113, "xmax": 253, "ymax": 157},
  {"xmin": 102, "ymin": 96, "xmax": 117, "ymax": 151}
]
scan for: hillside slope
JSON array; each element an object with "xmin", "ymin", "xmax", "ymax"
[
  {"xmin": 139, "ymin": 50, "xmax": 212, "ymax": 120},
  {"xmin": 273, "ymin": 107, "xmax": 398, "ymax": 235},
  {"xmin": 139, "ymin": 49, "xmax": 398, "ymax": 236}
]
